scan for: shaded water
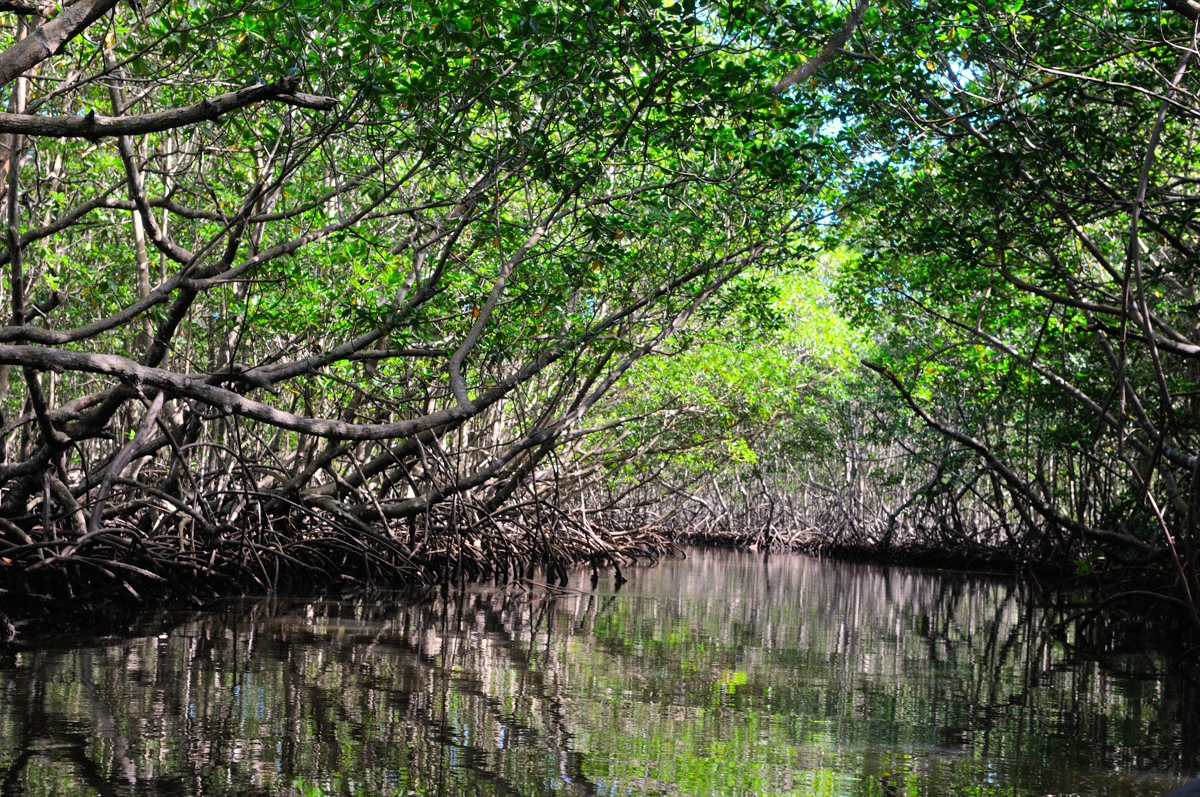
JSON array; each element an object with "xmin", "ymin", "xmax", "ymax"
[{"xmin": 0, "ymin": 549, "xmax": 1197, "ymax": 796}]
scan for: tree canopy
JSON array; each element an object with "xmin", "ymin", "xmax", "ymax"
[
  {"xmin": 819, "ymin": 0, "xmax": 1200, "ymax": 618},
  {"xmin": 0, "ymin": 0, "xmax": 849, "ymax": 608},
  {"xmin": 1, "ymin": 0, "xmax": 1199, "ymax": 625}
]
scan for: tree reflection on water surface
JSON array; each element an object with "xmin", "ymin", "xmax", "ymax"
[{"xmin": 0, "ymin": 549, "xmax": 1195, "ymax": 796}]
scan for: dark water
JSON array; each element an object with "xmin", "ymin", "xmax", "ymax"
[{"xmin": 1, "ymin": 549, "xmax": 1198, "ymax": 796}]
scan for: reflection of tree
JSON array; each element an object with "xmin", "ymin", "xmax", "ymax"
[
  {"xmin": 563, "ymin": 553, "xmax": 1195, "ymax": 791},
  {"xmin": 0, "ymin": 592, "xmax": 605, "ymax": 795},
  {"xmin": 0, "ymin": 552, "xmax": 1193, "ymax": 796}
]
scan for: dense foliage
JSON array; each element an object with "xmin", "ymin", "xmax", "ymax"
[
  {"xmin": 0, "ymin": 0, "xmax": 854, "ymax": 612},
  {"xmin": 546, "ymin": 0, "xmax": 1200, "ymax": 632},
  {"xmin": 809, "ymin": 0, "xmax": 1200, "ymax": 616},
  {"xmin": 2, "ymin": 0, "xmax": 1197, "ymax": 625}
]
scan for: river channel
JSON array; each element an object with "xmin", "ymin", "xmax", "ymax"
[{"xmin": 0, "ymin": 549, "xmax": 1197, "ymax": 796}]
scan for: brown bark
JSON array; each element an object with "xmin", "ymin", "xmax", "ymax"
[{"xmin": 0, "ymin": 78, "xmax": 335, "ymax": 138}]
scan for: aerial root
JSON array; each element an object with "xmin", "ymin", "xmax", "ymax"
[{"xmin": 0, "ymin": 487, "xmax": 673, "ymax": 618}]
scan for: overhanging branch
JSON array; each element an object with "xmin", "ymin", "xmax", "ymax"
[
  {"xmin": 0, "ymin": 77, "xmax": 336, "ymax": 138},
  {"xmin": 771, "ymin": 0, "xmax": 870, "ymax": 93},
  {"xmin": 0, "ymin": 0, "xmax": 120, "ymax": 88}
]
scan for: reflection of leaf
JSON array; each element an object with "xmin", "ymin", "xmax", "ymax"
[{"xmin": 719, "ymin": 670, "xmax": 749, "ymax": 693}]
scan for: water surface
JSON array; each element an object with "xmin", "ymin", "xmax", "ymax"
[{"xmin": 0, "ymin": 549, "xmax": 1196, "ymax": 796}]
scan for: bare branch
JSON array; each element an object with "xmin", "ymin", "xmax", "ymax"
[
  {"xmin": 0, "ymin": 78, "xmax": 336, "ymax": 138},
  {"xmin": 771, "ymin": 0, "xmax": 870, "ymax": 93},
  {"xmin": 0, "ymin": 2, "xmax": 46, "ymax": 16},
  {"xmin": 0, "ymin": 0, "xmax": 120, "ymax": 88}
]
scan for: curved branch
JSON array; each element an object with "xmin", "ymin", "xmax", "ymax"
[
  {"xmin": 0, "ymin": 78, "xmax": 336, "ymax": 138},
  {"xmin": 771, "ymin": 0, "xmax": 870, "ymax": 93},
  {"xmin": 0, "ymin": 0, "xmax": 119, "ymax": 88},
  {"xmin": 863, "ymin": 360, "xmax": 1159, "ymax": 555},
  {"xmin": 87, "ymin": 392, "xmax": 162, "ymax": 535}
]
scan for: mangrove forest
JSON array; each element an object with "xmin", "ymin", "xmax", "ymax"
[
  {"xmin": 5, "ymin": 0, "xmax": 1200, "ymax": 794},
  {"xmin": 0, "ymin": 0, "xmax": 1197, "ymax": 634}
]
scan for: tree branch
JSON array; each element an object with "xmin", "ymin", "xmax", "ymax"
[
  {"xmin": 1163, "ymin": 0, "xmax": 1200, "ymax": 20},
  {"xmin": 0, "ymin": 0, "xmax": 120, "ymax": 88},
  {"xmin": 0, "ymin": 77, "xmax": 336, "ymax": 138},
  {"xmin": 863, "ymin": 360, "xmax": 1160, "ymax": 555},
  {"xmin": 0, "ymin": 2, "xmax": 46, "ymax": 16},
  {"xmin": 771, "ymin": 0, "xmax": 870, "ymax": 93}
]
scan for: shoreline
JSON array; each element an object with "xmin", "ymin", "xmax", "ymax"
[
  {"xmin": 0, "ymin": 535, "xmax": 1188, "ymax": 654},
  {"xmin": 669, "ymin": 530, "xmax": 1046, "ymax": 579}
]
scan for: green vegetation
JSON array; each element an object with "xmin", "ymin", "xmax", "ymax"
[
  {"xmin": 825, "ymin": 0, "xmax": 1200, "ymax": 616},
  {"xmin": 0, "ymin": 0, "xmax": 836, "ymax": 608},
  {"xmin": 0, "ymin": 0, "xmax": 1198, "ymax": 631},
  {"xmin": 588, "ymin": 0, "xmax": 1200, "ymax": 631}
]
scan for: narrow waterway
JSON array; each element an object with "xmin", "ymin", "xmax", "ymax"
[{"xmin": 0, "ymin": 549, "xmax": 1196, "ymax": 796}]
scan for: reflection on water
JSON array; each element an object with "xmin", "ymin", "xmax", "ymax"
[{"xmin": 0, "ymin": 549, "xmax": 1197, "ymax": 796}]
